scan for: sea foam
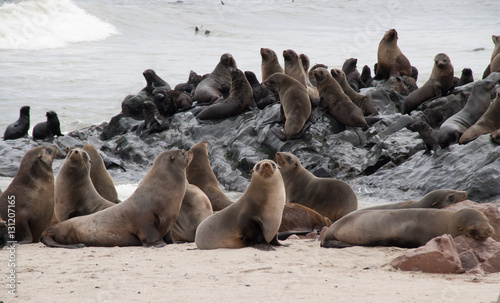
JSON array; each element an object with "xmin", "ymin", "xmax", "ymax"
[{"xmin": 0, "ymin": 0, "xmax": 118, "ymax": 50}]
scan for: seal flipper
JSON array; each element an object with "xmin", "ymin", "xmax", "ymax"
[
  {"xmin": 240, "ymin": 217, "xmax": 277, "ymax": 251},
  {"xmin": 163, "ymin": 230, "xmax": 174, "ymax": 244},
  {"xmin": 320, "ymin": 239, "xmax": 354, "ymax": 249},
  {"xmin": 40, "ymin": 231, "xmax": 85, "ymax": 249}
]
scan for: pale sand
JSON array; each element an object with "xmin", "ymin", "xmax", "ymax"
[{"xmin": 1, "ymin": 239, "xmax": 499, "ymax": 303}]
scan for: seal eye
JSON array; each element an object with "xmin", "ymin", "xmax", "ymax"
[{"xmin": 255, "ymin": 164, "xmax": 261, "ymax": 171}]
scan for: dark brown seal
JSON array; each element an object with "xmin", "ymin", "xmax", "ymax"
[
  {"xmin": 186, "ymin": 141, "xmax": 233, "ymax": 211},
  {"xmin": 330, "ymin": 68, "xmax": 379, "ymax": 116},
  {"xmin": 3, "ymin": 106, "xmax": 30, "ymax": 140},
  {"xmin": 403, "ymin": 53, "xmax": 454, "ymax": 114},
  {"xmin": 363, "ymin": 189, "xmax": 467, "ymax": 210},
  {"xmin": 0, "ymin": 145, "xmax": 58, "ymax": 243},
  {"xmin": 195, "ymin": 160, "xmax": 285, "ymax": 250},
  {"xmin": 313, "ymin": 68, "xmax": 368, "ymax": 128},
  {"xmin": 197, "ymin": 68, "xmax": 254, "ymax": 120},
  {"xmin": 260, "ymin": 48, "xmax": 284, "ymax": 82},
  {"xmin": 374, "ymin": 29, "xmax": 412, "ymax": 80},
  {"xmin": 193, "ymin": 53, "xmax": 237, "ymax": 105},
  {"xmin": 275, "ymin": 151, "xmax": 358, "ymax": 222},
  {"xmin": 320, "ymin": 208, "xmax": 494, "ymax": 248},
  {"xmin": 460, "ymin": 88, "xmax": 500, "ymax": 144},
  {"xmin": 342, "ymin": 58, "xmax": 366, "ymax": 92},
  {"xmin": 32, "ymin": 111, "xmax": 63, "ymax": 140},
  {"xmin": 41, "ymin": 149, "xmax": 192, "ymax": 248},
  {"xmin": 54, "ymin": 148, "xmax": 116, "ymax": 222},
  {"xmin": 82, "ymin": 143, "xmax": 119, "ymax": 203},
  {"xmin": 482, "ymin": 35, "xmax": 500, "ymax": 79}
]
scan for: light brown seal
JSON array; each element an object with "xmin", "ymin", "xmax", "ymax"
[
  {"xmin": 193, "ymin": 53, "xmax": 237, "ymax": 105},
  {"xmin": 374, "ymin": 29, "xmax": 412, "ymax": 80},
  {"xmin": 330, "ymin": 68, "xmax": 379, "ymax": 116},
  {"xmin": 275, "ymin": 151, "xmax": 358, "ymax": 222},
  {"xmin": 41, "ymin": 149, "xmax": 192, "ymax": 248},
  {"xmin": 195, "ymin": 160, "xmax": 285, "ymax": 250},
  {"xmin": 0, "ymin": 145, "xmax": 58, "ymax": 243},
  {"xmin": 172, "ymin": 184, "xmax": 213, "ymax": 242},
  {"xmin": 260, "ymin": 48, "xmax": 284, "ymax": 81},
  {"xmin": 403, "ymin": 53, "xmax": 455, "ymax": 114},
  {"xmin": 186, "ymin": 141, "xmax": 233, "ymax": 211},
  {"xmin": 459, "ymin": 89, "xmax": 500, "ymax": 144},
  {"xmin": 320, "ymin": 208, "xmax": 494, "ymax": 248},
  {"xmin": 262, "ymin": 73, "xmax": 311, "ymax": 140},
  {"xmin": 54, "ymin": 148, "xmax": 116, "ymax": 222},
  {"xmin": 363, "ymin": 189, "xmax": 467, "ymax": 210},
  {"xmin": 82, "ymin": 143, "xmax": 119, "ymax": 203},
  {"xmin": 482, "ymin": 35, "xmax": 500, "ymax": 79},
  {"xmin": 278, "ymin": 203, "xmax": 332, "ymax": 240},
  {"xmin": 313, "ymin": 68, "xmax": 368, "ymax": 129},
  {"xmin": 283, "ymin": 49, "xmax": 319, "ymax": 100}
]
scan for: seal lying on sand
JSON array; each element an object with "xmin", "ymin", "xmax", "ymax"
[{"xmin": 363, "ymin": 189, "xmax": 467, "ymax": 210}]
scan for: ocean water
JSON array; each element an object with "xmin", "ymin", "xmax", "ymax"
[{"xmin": 1, "ymin": 0, "xmax": 499, "ymax": 204}]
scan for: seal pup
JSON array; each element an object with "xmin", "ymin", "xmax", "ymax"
[
  {"xmin": 41, "ymin": 149, "xmax": 192, "ymax": 248},
  {"xmin": 403, "ymin": 53, "xmax": 454, "ymax": 114},
  {"xmin": 262, "ymin": 73, "xmax": 311, "ymax": 140},
  {"xmin": 195, "ymin": 160, "xmax": 286, "ymax": 250},
  {"xmin": 54, "ymin": 148, "xmax": 116, "ymax": 222},
  {"xmin": 342, "ymin": 58, "xmax": 366, "ymax": 92},
  {"xmin": 0, "ymin": 145, "xmax": 58, "ymax": 243},
  {"xmin": 193, "ymin": 53, "xmax": 237, "ymax": 105},
  {"xmin": 374, "ymin": 29, "xmax": 412, "ymax": 80},
  {"xmin": 135, "ymin": 101, "xmax": 170, "ymax": 138},
  {"xmin": 459, "ymin": 89, "xmax": 500, "ymax": 144},
  {"xmin": 363, "ymin": 189, "xmax": 467, "ymax": 210},
  {"xmin": 3, "ymin": 106, "xmax": 30, "ymax": 140},
  {"xmin": 320, "ymin": 208, "xmax": 494, "ymax": 248},
  {"xmin": 82, "ymin": 143, "xmax": 120, "ymax": 203},
  {"xmin": 32, "ymin": 111, "xmax": 63, "ymax": 140},
  {"xmin": 361, "ymin": 65, "xmax": 373, "ymax": 86},
  {"xmin": 260, "ymin": 47, "xmax": 283, "ymax": 82},
  {"xmin": 330, "ymin": 68, "xmax": 378, "ymax": 116},
  {"xmin": 313, "ymin": 68, "xmax": 368, "ymax": 129},
  {"xmin": 456, "ymin": 68, "xmax": 474, "ymax": 87},
  {"xmin": 197, "ymin": 68, "xmax": 254, "ymax": 120},
  {"xmin": 278, "ymin": 203, "xmax": 332, "ymax": 239},
  {"xmin": 244, "ymin": 70, "xmax": 277, "ymax": 109},
  {"xmin": 186, "ymin": 141, "xmax": 233, "ymax": 211},
  {"xmin": 275, "ymin": 152, "xmax": 358, "ymax": 222},
  {"xmin": 174, "ymin": 70, "xmax": 204, "ymax": 94}
]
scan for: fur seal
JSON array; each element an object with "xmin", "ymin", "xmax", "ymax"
[
  {"xmin": 313, "ymin": 68, "xmax": 368, "ymax": 129},
  {"xmin": 283, "ymin": 49, "xmax": 319, "ymax": 100},
  {"xmin": 403, "ymin": 53, "xmax": 454, "ymax": 114},
  {"xmin": 32, "ymin": 111, "xmax": 63, "ymax": 140},
  {"xmin": 361, "ymin": 65, "xmax": 373, "ymax": 87},
  {"xmin": 459, "ymin": 89, "xmax": 500, "ymax": 144},
  {"xmin": 195, "ymin": 160, "xmax": 285, "ymax": 250},
  {"xmin": 275, "ymin": 152, "xmax": 358, "ymax": 222},
  {"xmin": 172, "ymin": 184, "xmax": 213, "ymax": 242},
  {"xmin": 186, "ymin": 141, "xmax": 233, "ymax": 211},
  {"xmin": 260, "ymin": 48, "xmax": 283, "ymax": 82},
  {"xmin": 342, "ymin": 58, "xmax": 366, "ymax": 92},
  {"xmin": 374, "ymin": 29, "xmax": 412, "ymax": 80},
  {"xmin": 4, "ymin": 106, "xmax": 30, "ymax": 140},
  {"xmin": 456, "ymin": 68, "xmax": 474, "ymax": 87},
  {"xmin": 174, "ymin": 70, "xmax": 204, "ymax": 94},
  {"xmin": 440, "ymin": 79, "xmax": 497, "ymax": 143},
  {"xmin": 278, "ymin": 203, "xmax": 332, "ymax": 238},
  {"xmin": 320, "ymin": 208, "xmax": 494, "ymax": 248},
  {"xmin": 197, "ymin": 68, "xmax": 254, "ymax": 120},
  {"xmin": 193, "ymin": 53, "xmax": 237, "ymax": 105},
  {"xmin": 262, "ymin": 73, "xmax": 311, "ymax": 139},
  {"xmin": 244, "ymin": 70, "xmax": 277, "ymax": 109},
  {"xmin": 135, "ymin": 101, "xmax": 170, "ymax": 138},
  {"xmin": 482, "ymin": 35, "xmax": 500, "ymax": 79},
  {"xmin": 0, "ymin": 145, "xmax": 58, "ymax": 243},
  {"xmin": 54, "ymin": 148, "xmax": 116, "ymax": 222},
  {"xmin": 330, "ymin": 68, "xmax": 378, "ymax": 116},
  {"xmin": 82, "ymin": 143, "xmax": 120, "ymax": 203},
  {"xmin": 41, "ymin": 149, "xmax": 192, "ymax": 248},
  {"xmin": 363, "ymin": 189, "xmax": 467, "ymax": 210}
]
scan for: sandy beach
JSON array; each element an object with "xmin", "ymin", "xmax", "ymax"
[{"xmin": 2, "ymin": 239, "xmax": 499, "ymax": 303}]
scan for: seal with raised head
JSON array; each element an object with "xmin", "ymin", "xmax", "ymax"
[
  {"xmin": 3, "ymin": 106, "xmax": 30, "ymax": 140},
  {"xmin": 374, "ymin": 29, "xmax": 412, "ymax": 80},
  {"xmin": 403, "ymin": 53, "xmax": 454, "ymax": 114},
  {"xmin": 193, "ymin": 53, "xmax": 237, "ymax": 105},
  {"xmin": 363, "ymin": 189, "xmax": 467, "ymax": 210},
  {"xmin": 320, "ymin": 208, "xmax": 494, "ymax": 248},
  {"xmin": 342, "ymin": 58, "xmax": 366, "ymax": 92},
  {"xmin": 54, "ymin": 148, "xmax": 116, "ymax": 222},
  {"xmin": 186, "ymin": 141, "xmax": 233, "ymax": 211},
  {"xmin": 459, "ymin": 88, "xmax": 500, "ymax": 144},
  {"xmin": 283, "ymin": 49, "xmax": 319, "ymax": 100},
  {"xmin": 172, "ymin": 184, "xmax": 213, "ymax": 242},
  {"xmin": 41, "ymin": 149, "xmax": 192, "ymax": 248},
  {"xmin": 244, "ymin": 70, "xmax": 277, "ymax": 109},
  {"xmin": 195, "ymin": 160, "xmax": 286, "ymax": 250},
  {"xmin": 275, "ymin": 151, "xmax": 358, "ymax": 222},
  {"xmin": 313, "ymin": 68, "xmax": 368, "ymax": 129},
  {"xmin": 456, "ymin": 68, "xmax": 474, "ymax": 87},
  {"xmin": 260, "ymin": 47, "xmax": 283, "ymax": 82},
  {"xmin": 174, "ymin": 70, "xmax": 204, "ymax": 94},
  {"xmin": 262, "ymin": 73, "xmax": 311, "ymax": 140},
  {"xmin": 82, "ymin": 143, "xmax": 120, "ymax": 203},
  {"xmin": 32, "ymin": 111, "xmax": 63, "ymax": 140},
  {"xmin": 197, "ymin": 68, "xmax": 254, "ymax": 120},
  {"xmin": 330, "ymin": 68, "xmax": 378, "ymax": 116},
  {"xmin": 482, "ymin": 35, "xmax": 500, "ymax": 79},
  {"xmin": 0, "ymin": 145, "xmax": 58, "ymax": 243}
]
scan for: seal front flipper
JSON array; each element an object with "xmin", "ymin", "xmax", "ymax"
[
  {"xmin": 163, "ymin": 230, "xmax": 174, "ymax": 244},
  {"xmin": 137, "ymin": 220, "xmax": 167, "ymax": 248},
  {"xmin": 240, "ymin": 216, "xmax": 277, "ymax": 251}
]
